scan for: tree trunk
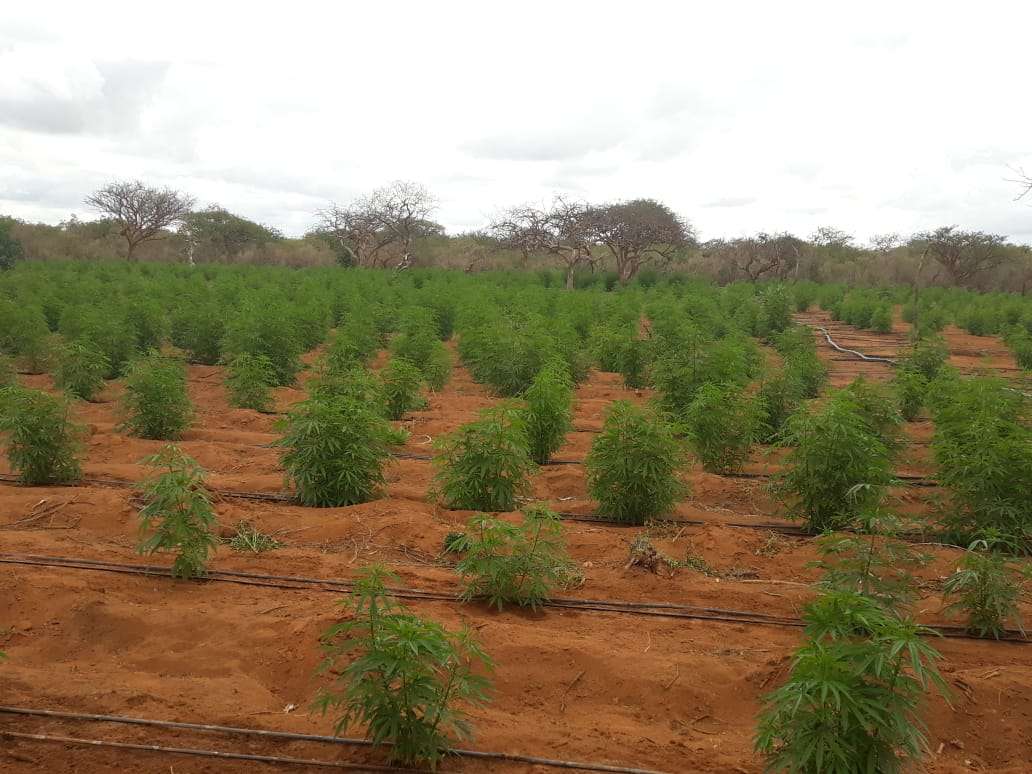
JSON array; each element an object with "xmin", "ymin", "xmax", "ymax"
[
  {"xmin": 617, "ymin": 257, "xmax": 637, "ymax": 284},
  {"xmin": 565, "ymin": 264, "xmax": 576, "ymax": 290},
  {"xmin": 125, "ymin": 239, "xmax": 137, "ymax": 262}
]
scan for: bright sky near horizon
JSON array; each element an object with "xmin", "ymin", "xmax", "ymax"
[{"xmin": 1, "ymin": 1, "xmax": 1030, "ymax": 244}]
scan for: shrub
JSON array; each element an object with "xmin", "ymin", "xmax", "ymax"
[
  {"xmin": 756, "ymin": 591, "xmax": 946, "ymax": 774},
  {"xmin": 432, "ymin": 403, "xmax": 535, "ymax": 512},
  {"xmin": 839, "ymin": 376, "xmax": 904, "ymax": 450},
  {"xmin": 757, "ymin": 370, "xmax": 806, "ymax": 442},
  {"xmin": 423, "ymin": 342, "xmax": 453, "ymax": 391},
  {"xmin": 616, "ymin": 337, "xmax": 649, "ymax": 389},
  {"xmin": 225, "ymin": 352, "xmax": 277, "ymax": 412},
  {"xmin": 380, "ymin": 357, "xmax": 427, "ymax": 420},
  {"xmin": 276, "ymin": 396, "xmax": 394, "ymax": 506},
  {"xmin": 222, "ymin": 303, "xmax": 303, "ymax": 386},
  {"xmin": 1004, "ymin": 327, "xmax": 1032, "ymax": 370},
  {"xmin": 0, "ymin": 216, "xmax": 23, "ymax": 271},
  {"xmin": 776, "ymin": 395, "xmax": 892, "ymax": 533},
  {"xmin": 586, "ymin": 400, "xmax": 686, "ymax": 524},
  {"xmin": 683, "ymin": 382, "xmax": 761, "ymax": 473},
  {"xmin": 453, "ymin": 505, "xmax": 576, "ymax": 610},
  {"xmin": 0, "ymin": 301, "xmax": 51, "ymax": 373},
  {"xmin": 870, "ymin": 304, "xmax": 893, "ymax": 333},
  {"xmin": 54, "ymin": 340, "xmax": 109, "ymax": 401},
  {"xmin": 522, "ymin": 359, "xmax": 573, "ymax": 465},
  {"xmin": 137, "ymin": 446, "xmax": 218, "ymax": 579},
  {"xmin": 315, "ymin": 565, "xmax": 492, "ymax": 769},
  {"xmin": 930, "ymin": 376, "xmax": 1032, "ymax": 548},
  {"xmin": 0, "ymin": 354, "xmax": 14, "ymax": 387},
  {"xmin": 0, "ymin": 387, "xmax": 83, "ymax": 484},
  {"xmin": 308, "ymin": 361, "xmax": 388, "ymax": 416},
  {"xmin": 171, "ymin": 303, "xmax": 225, "ymax": 365},
  {"xmin": 893, "ymin": 367, "xmax": 928, "ymax": 421},
  {"xmin": 121, "ymin": 353, "xmax": 193, "ymax": 440},
  {"xmin": 59, "ymin": 306, "xmax": 135, "ymax": 379},
  {"xmin": 943, "ymin": 541, "xmax": 1026, "ymax": 639},
  {"xmin": 651, "ymin": 333, "xmax": 756, "ymax": 417},
  {"xmin": 900, "ymin": 336, "xmax": 949, "ymax": 381},
  {"xmin": 774, "ymin": 327, "xmax": 827, "ymax": 398}
]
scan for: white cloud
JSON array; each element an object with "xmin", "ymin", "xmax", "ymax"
[{"xmin": 0, "ymin": 0, "xmax": 1030, "ymax": 244}]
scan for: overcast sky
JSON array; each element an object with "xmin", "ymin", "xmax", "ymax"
[{"xmin": 2, "ymin": 1, "xmax": 1030, "ymax": 244}]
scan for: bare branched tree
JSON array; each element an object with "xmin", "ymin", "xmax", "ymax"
[
  {"xmin": 315, "ymin": 181, "xmax": 440, "ymax": 269},
  {"xmin": 491, "ymin": 196, "xmax": 596, "ymax": 289},
  {"xmin": 1007, "ymin": 165, "xmax": 1032, "ymax": 202},
  {"xmin": 85, "ymin": 181, "xmax": 195, "ymax": 261},
  {"xmin": 916, "ymin": 225, "xmax": 1011, "ymax": 285},
  {"xmin": 586, "ymin": 199, "xmax": 692, "ymax": 283},
  {"xmin": 868, "ymin": 233, "xmax": 903, "ymax": 253},
  {"xmin": 704, "ymin": 232, "xmax": 802, "ymax": 281}
]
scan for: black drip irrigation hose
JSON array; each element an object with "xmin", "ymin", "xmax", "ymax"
[
  {"xmin": 0, "ymin": 707, "xmax": 669, "ymax": 774},
  {"xmin": 1, "ymin": 553, "xmax": 1027, "ymax": 643}
]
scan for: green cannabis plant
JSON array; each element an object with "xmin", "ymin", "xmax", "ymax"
[
  {"xmin": 756, "ymin": 590, "xmax": 948, "ymax": 774},
  {"xmin": 225, "ymin": 352, "xmax": 277, "ymax": 412},
  {"xmin": 0, "ymin": 386, "xmax": 83, "ymax": 484},
  {"xmin": 137, "ymin": 445, "xmax": 218, "ymax": 579},
  {"xmin": 380, "ymin": 357, "xmax": 427, "ymax": 420},
  {"xmin": 776, "ymin": 395, "xmax": 892, "ymax": 533},
  {"xmin": 275, "ymin": 396, "xmax": 395, "ymax": 507},
  {"xmin": 522, "ymin": 359, "xmax": 573, "ymax": 465},
  {"xmin": 683, "ymin": 382, "xmax": 762, "ymax": 473},
  {"xmin": 432, "ymin": 403, "xmax": 535, "ymax": 512},
  {"xmin": 54, "ymin": 340, "xmax": 110, "ymax": 401},
  {"xmin": 121, "ymin": 352, "xmax": 193, "ymax": 440},
  {"xmin": 812, "ymin": 512, "xmax": 927, "ymax": 611},
  {"xmin": 453, "ymin": 505, "xmax": 576, "ymax": 610},
  {"xmin": 942, "ymin": 540, "xmax": 1026, "ymax": 639},
  {"xmin": 586, "ymin": 400, "xmax": 686, "ymax": 524},
  {"xmin": 315, "ymin": 565, "xmax": 492, "ymax": 769}
]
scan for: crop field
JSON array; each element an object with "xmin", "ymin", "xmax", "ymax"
[{"xmin": 1, "ymin": 262, "xmax": 1032, "ymax": 773}]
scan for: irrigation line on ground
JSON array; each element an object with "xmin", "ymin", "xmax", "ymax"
[
  {"xmin": 0, "ymin": 707, "xmax": 668, "ymax": 774},
  {"xmin": 1, "ymin": 553, "xmax": 1027, "ymax": 643}
]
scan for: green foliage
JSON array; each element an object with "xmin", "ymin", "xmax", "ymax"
[
  {"xmin": 586, "ymin": 400, "xmax": 686, "ymax": 524},
  {"xmin": 171, "ymin": 302, "xmax": 225, "ymax": 365},
  {"xmin": 773, "ymin": 326, "xmax": 827, "ymax": 398},
  {"xmin": 893, "ymin": 367, "xmax": 928, "ymax": 421},
  {"xmin": 756, "ymin": 591, "xmax": 947, "ymax": 774},
  {"xmin": 929, "ymin": 376, "xmax": 1032, "ymax": 549},
  {"xmin": 380, "ymin": 357, "xmax": 427, "ymax": 420},
  {"xmin": 54, "ymin": 340, "xmax": 109, "ymax": 401},
  {"xmin": 812, "ymin": 513, "xmax": 926, "ymax": 611},
  {"xmin": 308, "ymin": 361, "xmax": 388, "ymax": 417},
  {"xmin": 315, "ymin": 565, "xmax": 492, "ymax": 769},
  {"xmin": 900, "ymin": 336, "xmax": 949, "ymax": 381},
  {"xmin": 870, "ymin": 304, "xmax": 893, "ymax": 333},
  {"xmin": 121, "ymin": 352, "xmax": 193, "ymax": 440},
  {"xmin": 423, "ymin": 342, "xmax": 453, "ymax": 391},
  {"xmin": 0, "ymin": 216, "xmax": 24, "ymax": 270},
  {"xmin": 683, "ymin": 382, "xmax": 761, "ymax": 473},
  {"xmin": 137, "ymin": 446, "xmax": 218, "ymax": 579},
  {"xmin": 0, "ymin": 301, "xmax": 51, "ymax": 372},
  {"xmin": 225, "ymin": 352, "xmax": 277, "ymax": 412},
  {"xmin": 275, "ymin": 396, "xmax": 395, "ymax": 507},
  {"xmin": 0, "ymin": 387, "xmax": 83, "ymax": 484},
  {"xmin": 0, "ymin": 354, "xmax": 14, "ymax": 387},
  {"xmin": 223, "ymin": 302, "xmax": 303, "ymax": 386},
  {"xmin": 757, "ymin": 370, "xmax": 806, "ymax": 442},
  {"xmin": 776, "ymin": 395, "xmax": 892, "ymax": 533},
  {"xmin": 59, "ymin": 306, "xmax": 135, "ymax": 378},
  {"xmin": 943, "ymin": 541, "xmax": 1025, "ymax": 638},
  {"xmin": 522, "ymin": 359, "xmax": 573, "ymax": 464},
  {"xmin": 839, "ymin": 376, "xmax": 904, "ymax": 450},
  {"xmin": 433, "ymin": 403, "xmax": 536, "ymax": 511},
  {"xmin": 651, "ymin": 331, "xmax": 757, "ymax": 416},
  {"xmin": 453, "ymin": 505, "xmax": 576, "ymax": 610},
  {"xmin": 1004, "ymin": 327, "xmax": 1032, "ymax": 370}
]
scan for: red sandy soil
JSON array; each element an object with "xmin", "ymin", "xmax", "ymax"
[{"xmin": 1, "ymin": 332, "xmax": 1031, "ymax": 773}]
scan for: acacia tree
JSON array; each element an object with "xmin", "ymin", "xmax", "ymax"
[
  {"xmin": 734, "ymin": 233, "xmax": 803, "ymax": 281},
  {"xmin": 491, "ymin": 197, "xmax": 596, "ymax": 289},
  {"xmin": 180, "ymin": 206, "xmax": 281, "ymax": 265},
  {"xmin": 85, "ymin": 181, "xmax": 195, "ymax": 261},
  {"xmin": 918, "ymin": 226, "xmax": 1010, "ymax": 285},
  {"xmin": 587, "ymin": 199, "xmax": 691, "ymax": 283},
  {"xmin": 315, "ymin": 181, "xmax": 441, "ymax": 269}
]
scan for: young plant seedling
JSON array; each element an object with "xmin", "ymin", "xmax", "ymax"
[
  {"xmin": 943, "ymin": 539, "xmax": 1027, "ymax": 639},
  {"xmin": 0, "ymin": 386, "xmax": 84, "ymax": 484},
  {"xmin": 522, "ymin": 358, "xmax": 573, "ymax": 465},
  {"xmin": 453, "ymin": 505, "xmax": 577, "ymax": 610},
  {"xmin": 55, "ymin": 340, "xmax": 110, "ymax": 401},
  {"xmin": 225, "ymin": 352, "xmax": 277, "ymax": 412},
  {"xmin": 121, "ymin": 351, "xmax": 193, "ymax": 440},
  {"xmin": 137, "ymin": 445, "xmax": 218, "ymax": 579},
  {"xmin": 315, "ymin": 565, "xmax": 493, "ymax": 769}
]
